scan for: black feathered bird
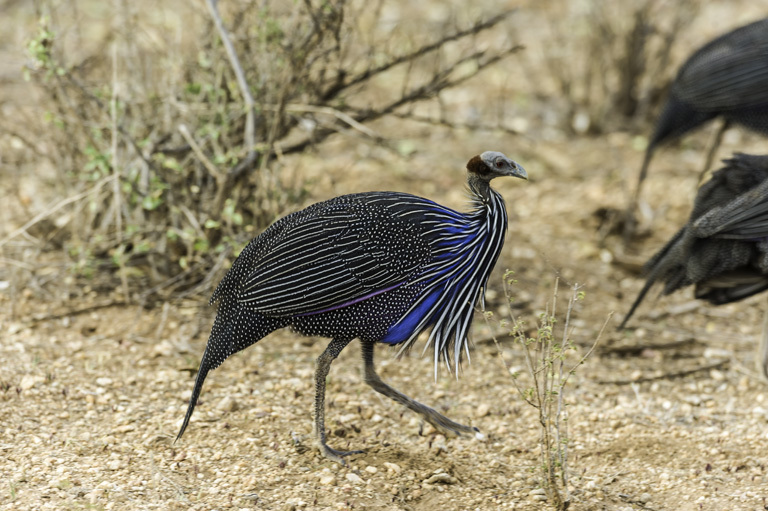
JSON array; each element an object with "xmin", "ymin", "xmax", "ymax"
[
  {"xmin": 621, "ymin": 153, "xmax": 768, "ymax": 377},
  {"xmin": 629, "ymin": 18, "xmax": 768, "ymax": 230},
  {"xmin": 176, "ymin": 151, "xmax": 527, "ymax": 462}
]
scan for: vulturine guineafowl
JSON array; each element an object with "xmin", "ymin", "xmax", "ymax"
[
  {"xmin": 176, "ymin": 151, "xmax": 528, "ymax": 462},
  {"xmin": 620, "ymin": 153, "xmax": 768, "ymax": 378},
  {"xmin": 627, "ymin": 17, "xmax": 768, "ymax": 237}
]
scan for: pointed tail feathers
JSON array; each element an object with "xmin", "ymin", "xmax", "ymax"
[{"xmin": 176, "ymin": 350, "xmax": 212, "ymax": 442}]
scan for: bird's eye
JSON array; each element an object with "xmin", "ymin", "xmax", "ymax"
[{"xmin": 495, "ymin": 160, "xmax": 504, "ymax": 168}]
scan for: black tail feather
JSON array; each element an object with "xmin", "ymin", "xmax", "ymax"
[
  {"xmin": 618, "ymin": 276, "xmax": 658, "ymax": 330},
  {"xmin": 619, "ymin": 229, "xmax": 688, "ymax": 330},
  {"xmin": 176, "ymin": 350, "xmax": 212, "ymax": 442}
]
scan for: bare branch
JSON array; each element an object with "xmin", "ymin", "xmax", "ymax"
[
  {"xmin": 178, "ymin": 124, "xmax": 224, "ymax": 183},
  {"xmin": 0, "ymin": 174, "xmax": 116, "ymax": 249},
  {"xmin": 205, "ymin": 0, "xmax": 256, "ymax": 151},
  {"xmin": 321, "ymin": 10, "xmax": 518, "ymax": 99}
]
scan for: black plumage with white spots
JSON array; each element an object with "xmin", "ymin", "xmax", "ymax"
[{"xmin": 177, "ymin": 151, "xmax": 527, "ymax": 462}]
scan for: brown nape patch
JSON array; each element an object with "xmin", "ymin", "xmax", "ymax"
[{"xmin": 466, "ymin": 155, "xmax": 490, "ymax": 175}]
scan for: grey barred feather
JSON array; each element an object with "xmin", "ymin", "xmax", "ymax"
[
  {"xmin": 675, "ymin": 19, "xmax": 768, "ymax": 112},
  {"xmin": 621, "ymin": 153, "xmax": 768, "ymax": 328},
  {"xmin": 652, "ymin": 18, "xmax": 768, "ymax": 149},
  {"xmin": 631, "ymin": 18, "xmax": 768, "ymax": 213}
]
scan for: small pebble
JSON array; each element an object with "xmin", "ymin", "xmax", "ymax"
[
  {"xmin": 319, "ymin": 474, "xmax": 336, "ymax": 486},
  {"xmin": 424, "ymin": 473, "xmax": 457, "ymax": 485},
  {"xmin": 345, "ymin": 472, "xmax": 363, "ymax": 484},
  {"xmin": 384, "ymin": 462, "xmax": 401, "ymax": 474},
  {"xmin": 19, "ymin": 375, "xmax": 44, "ymax": 390},
  {"xmin": 217, "ymin": 396, "xmax": 239, "ymax": 412}
]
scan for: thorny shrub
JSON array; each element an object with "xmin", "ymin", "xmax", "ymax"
[{"xmin": 6, "ymin": 1, "xmax": 522, "ymax": 303}]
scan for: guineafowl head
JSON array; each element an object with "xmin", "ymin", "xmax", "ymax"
[{"xmin": 467, "ymin": 151, "xmax": 527, "ymax": 182}]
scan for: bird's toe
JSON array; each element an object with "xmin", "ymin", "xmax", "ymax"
[{"xmin": 319, "ymin": 443, "xmax": 364, "ymax": 465}]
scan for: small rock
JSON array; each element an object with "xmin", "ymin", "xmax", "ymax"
[
  {"xmin": 96, "ymin": 377, "xmax": 113, "ymax": 387},
  {"xmin": 383, "ymin": 462, "xmax": 401, "ymax": 475},
  {"xmin": 683, "ymin": 395, "xmax": 702, "ymax": 406},
  {"xmin": 703, "ymin": 348, "xmax": 731, "ymax": 360},
  {"xmin": 345, "ymin": 472, "xmax": 363, "ymax": 484},
  {"xmin": 364, "ymin": 466, "xmax": 377, "ymax": 474},
  {"xmin": 19, "ymin": 375, "xmax": 44, "ymax": 390},
  {"xmin": 424, "ymin": 473, "xmax": 457, "ymax": 485},
  {"xmin": 107, "ymin": 459, "xmax": 123, "ymax": 471},
  {"xmin": 114, "ymin": 424, "xmax": 135, "ymax": 434},
  {"xmin": 152, "ymin": 340, "xmax": 174, "ymax": 358},
  {"xmin": 431, "ymin": 434, "xmax": 447, "ymax": 453},
  {"xmin": 217, "ymin": 396, "xmax": 239, "ymax": 412},
  {"xmin": 319, "ymin": 474, "xmax": 337, "ymax": 486},
  {"xmin": 509, "ymin": 117, "xmax": 529, "ymax": 134},
  {"xmin": 420, "ymin": 421, "xmax": 437, "ymax": 436},
  {"xmin": 637, "ymin": 492, "xmax": 651, "ymax": 503},
  {"xmin": 475, "ymin": 403, "xmax": 491, "ymax": 417}
]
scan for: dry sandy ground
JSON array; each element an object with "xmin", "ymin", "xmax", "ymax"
[
  {"xmin": 3, "ymin": 130, "xmax": 768, "ymax": 511},
  {"xmin": 3, "ymin": 2, "xmax": 768, "ymax": 510}
]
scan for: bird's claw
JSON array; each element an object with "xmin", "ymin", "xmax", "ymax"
[
  {"xmin": 421, "ymin": 410, "xmax": 480, "ymax": 438},
  {"xmin": 319, "ymin": 443, "xmax": 364, "ymax": 465}
]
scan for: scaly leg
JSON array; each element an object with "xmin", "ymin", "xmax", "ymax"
[
  {"xmin": 698, "ymin": 119, "xmax": 729, "ymax": 186},
  {"xmin": 314, "ymin": 337, "xmax": 362, "ymax": 463},
  {"xmin": 758, "ymin": 304, "xmax": 768, "ymax": 381},
  {"xmin": 361, "ymin": 341, "xmax": 482, "ymax": 438}
]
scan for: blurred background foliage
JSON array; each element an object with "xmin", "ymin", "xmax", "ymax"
[{"xmin": 1, "ymin": 0, "xmax": 763, "ymax": 307}]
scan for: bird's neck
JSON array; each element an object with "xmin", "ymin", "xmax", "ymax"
[
  {"xmin": 466, "ymin": 175, "xmax": 507, "ymax": 232},
  {"xmin": 467, "ymin": 175, "xmax": 495, "ymax": 203}
]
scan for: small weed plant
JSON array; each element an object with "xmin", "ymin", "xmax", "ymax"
[{"xmin": 486, "ymin": 271, "xmax": 611, "ymax": 510}]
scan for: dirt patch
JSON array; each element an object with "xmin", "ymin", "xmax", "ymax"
[{"xmin": 4, "ymin": 149, "xmax": 768, "ymax": 509}]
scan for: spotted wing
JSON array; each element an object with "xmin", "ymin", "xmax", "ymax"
[{"xmin": 234, "ymin": 194, "xmax": 432, "ymax": 317}]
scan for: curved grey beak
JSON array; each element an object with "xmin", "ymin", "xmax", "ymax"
[{"xmin": 510, "ymin": 161, "xmax": 527, "ymax": 180}]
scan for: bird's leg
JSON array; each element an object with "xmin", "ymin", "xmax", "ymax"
[
  {"xmin": 758, "ymin": 303, "xmax": 768, "ymax": 381},
  {"xmin": 624, "ymin": 149, "xmax": 654, "ymax": 246},
  {"xmin": 361, "ymin": 342, "xmax": 482, "ymax": 438},
  {"xmin": 314, "ymin": 337, "xmax": 363, "ymax": 464},
  {"xmin": 698, "ymin": 119, "xmax": 729, "ymax": 185}
]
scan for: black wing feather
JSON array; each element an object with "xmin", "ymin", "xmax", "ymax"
[
  {"xmin": 675, "ymin": 18, "xmax": 768, "ymax": 111},
  {"xmin": 621, "ymin": 153, "xmax": 768, "ymax": 327},
  {"xmin": 228, "ymin": 193, "xmax": 433, "ymax": 317}
]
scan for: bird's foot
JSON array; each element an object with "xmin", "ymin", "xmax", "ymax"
[
  {"xmin": 419, "ymin": 408, "xmax": 482, "ymax": 439},
  {"xmin": 318, "ymin": 442, "xmax": 364, "ymax": 465}
]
